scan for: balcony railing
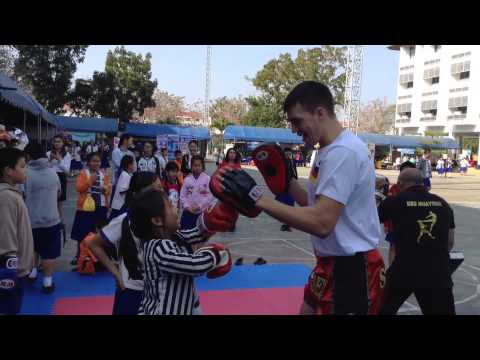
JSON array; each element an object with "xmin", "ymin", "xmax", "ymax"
[
  {"xmin": 396, "ymin": 118, "xmax": 411, "ymax": 123},
  {"xmin": 447, "ymin": 114, "xmax": 467, "ymax": 120},
  {"xmin": 420, "ymin": 116, "xmax": 436, "ymax": 122}
]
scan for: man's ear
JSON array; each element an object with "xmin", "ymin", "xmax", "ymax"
[{"xmin": 151, "ymin": 217, "xmax": 163, "ymax": 227}]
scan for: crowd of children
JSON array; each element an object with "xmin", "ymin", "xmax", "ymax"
[{"xmin": 0, "ymin": 130, "xmax": 234, "ymax": 315}]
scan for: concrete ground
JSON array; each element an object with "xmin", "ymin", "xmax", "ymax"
[{"xmin": 57, "ymin": 163, "xmax": 480, "ymax": 315}]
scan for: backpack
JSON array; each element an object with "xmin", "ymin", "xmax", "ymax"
[{"xmin": 77, "ymin": 233, "xmax": 99, "ymax": 275}]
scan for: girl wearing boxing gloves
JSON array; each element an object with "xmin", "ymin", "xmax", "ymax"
[{"xmin": 86, "ymin": 177, "xmax": 237, "ymax": 315}]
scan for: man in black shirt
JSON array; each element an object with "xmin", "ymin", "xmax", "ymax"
[{"xmin": 377, "ymin": 168, "xmax": 456, "ymax": 315}]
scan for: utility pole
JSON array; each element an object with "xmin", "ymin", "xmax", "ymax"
[
  {"xmin": 343, "ymin": 45, "xmax": 363, "ymax": 134},
  {"xmin": 204, "ymin": 45, "xmax": 212, "ymax": 128}
]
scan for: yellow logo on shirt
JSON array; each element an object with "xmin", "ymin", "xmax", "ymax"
[{"xmin": 416, "ymin": 211, "xmax": 437, "ymax": 243}]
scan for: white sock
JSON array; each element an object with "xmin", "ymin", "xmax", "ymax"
[
  {"xmin": 43, "ymin": 276, "xmax": 53, "ymax": 287},
  {"xmin": 29, "ymin": 267, "xmax": 38, "ymax": 279}
]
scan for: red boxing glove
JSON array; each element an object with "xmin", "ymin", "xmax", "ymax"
[
  {"xmin": 198, "ymin": 201, "xmax": 239, "ymax": 236},
  {"xmin": 197, "ymin": 243, "xmax": 232, "ymax": 279}
]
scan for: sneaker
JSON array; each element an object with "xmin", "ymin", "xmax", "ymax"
[
  {"xmin": 70, "ymin": 257, "xmax": 78, "ymax": 266},
  {"xmin": 254, "ymin": 257, "xmax": 267, "ymax": 265},
  {"xmin": 42, "ymin": 283, "xmax": 56, "ymax": 294},
  {"xmin": 235, "ymin": 258, "xmax": 244, "ymax": 266},
  {"xmin": 27, "ymin": 275, "xmax": 37, "ymax": 283}
]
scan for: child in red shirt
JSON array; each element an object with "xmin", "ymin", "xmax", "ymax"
[{"xmin": 162, "ymin": 161, "xmax": 182, "ymax": 213}]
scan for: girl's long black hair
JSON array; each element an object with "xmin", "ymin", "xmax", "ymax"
[
  {"xmin": 119, "ymin": 172, "xmax": 159, "ymax": 280},
  {"xmin": 120, "ymin": 189, "xmax": 166, "ymax": 280},
  {"xmin": 117, "ymin": 155, "xmax": 134, "ymax": 180},
  {"xmin": 225, "ymin": 148, "xmax": 241, "ymax": 164}
]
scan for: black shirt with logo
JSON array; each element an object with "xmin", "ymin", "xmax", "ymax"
[{"xmin": 378, "ymin": 186, "xmax": 455, "ymax": 288}]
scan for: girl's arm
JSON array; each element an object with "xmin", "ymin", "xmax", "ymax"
[
  {"xmin": 179, "ymin": 177, "xmax": 192, "ymax": 210},
  {"xmin": 174, "ymin": 226, "xmax": 209, "ymax": 245},
  {"xmin": 151, "ymin": 239, "xmax": 216, "ymax": 277},
  {"xmin": 85, "ymin": 234, "xmax": 124, "ymax": 289},
  {"xmin": 58, "ymin": 153, "xmax": 71, "ymax": 174}
]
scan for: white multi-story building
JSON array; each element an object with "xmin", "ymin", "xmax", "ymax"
[{"xmin": 389, "ymin": 45, "xmax": 480, "ymax": 152}]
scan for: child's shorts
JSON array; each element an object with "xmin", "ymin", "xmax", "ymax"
[{"xmin": 32, "ymin": 223, "xmax": 63, "ymax": 260}]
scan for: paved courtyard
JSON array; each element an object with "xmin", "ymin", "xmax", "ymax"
[{"xmin": 57, "ymin": 163, "xmax": 480, "ymax": 315}]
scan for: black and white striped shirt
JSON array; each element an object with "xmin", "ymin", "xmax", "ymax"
[{"xmin": 138, "ymin": 227, "xmax": 217, "ymax": 315}]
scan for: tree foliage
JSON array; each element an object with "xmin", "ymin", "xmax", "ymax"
[
  {"xmin": 357, "ymin": 98, "xmax": 396, "ymax": 134},
  {"xmin": 210, "ymin": 96, "xmax": 248, "ymax": 125},
  {"xmin": 241, "ymin": 95, "xmax": 284, "ymax": 128},
  {"xmin": 0, "ymin": 45, "xmax": 17, "ymax": 77},
  {"xmin": 143, "ymin": 89, "xmax": 186, "ymax": 123},
  {"xmin": 69, "ymin": 46, "xmax": 157, "ymax": 120},
  {"xmin": 245, "ymin": 46, "xmax": 347, "ymax": 128},
  {"xmin": 14, "ymin": 45, "xmax": 88, "ymax": 113}
]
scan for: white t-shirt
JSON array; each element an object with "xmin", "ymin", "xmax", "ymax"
[
  {"xmin": 155, "ymin": 154, "xmax": 166, "ymax": 172},
  {"xmin": 111, "ymin": 170, "xmax": 132, "ymax": 210},
  {"xmin": 101, "ymin": 213, "xmax": 144, "ymax": 291},
  {"xmin": 46, "ymin": 150, "xmax": 71, "ymax": 174},
  {"xmin": 307, "ymin": 130, "xmax": 381, "ymax": 257},
  {"xmin": 461, "ymin": 159, "xmax": 469, "ymax": 168},
  {"xmin": 74, "ymin": 146, "xmax": 82, "ymax": 162},
  {"xmin": 137, "ymin": 156, "xmax": 160, "ymax": 174}
]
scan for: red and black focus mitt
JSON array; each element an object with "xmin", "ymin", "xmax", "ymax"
[
  {"xmin": 252, "ymin": 143, "xmax": 293, "ymax": 195},
  {"xmin": 210, "ymin": 168, "xmax": 262, "ymax": 218}
]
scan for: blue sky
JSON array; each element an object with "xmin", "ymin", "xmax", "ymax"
[{"xmin": 75, "ymin": 45, "xmax": 399, "ymax": 106}]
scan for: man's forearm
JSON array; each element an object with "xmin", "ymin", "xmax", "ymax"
[
  {"xmin": 256, "ymin": 195, "xmax": 329, "ymax": 238},
  {"xmin": 288, "ymin": 179, "xmax": 308, "ymax": 207}
]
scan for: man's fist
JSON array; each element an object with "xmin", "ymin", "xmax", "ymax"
[
  {"xmin": 196, "ymin": 243, "xmax": 232, "ymax": 279},
  {"xmin": 198, "ymin": 201, "xmax": 239, "ymax": 235}
]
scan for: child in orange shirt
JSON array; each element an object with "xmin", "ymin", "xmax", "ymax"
[{"xmin": 70, "ymin": 152, "xmax": 111, "ymax": 264}]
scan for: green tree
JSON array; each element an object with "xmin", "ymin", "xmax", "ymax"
[
  {"xmin": 242, "ymin": 95, "xmax": 284, "ymax": 128},
  {"xmin": 14, "ymin": 45, "xmax": 88, "ymax": 113},
  {"xmin": 70, "ymin": 47, "xmax": 157, "ymax": 120},
  {"xmin": 248, "ymin": 46, "xmax": 347, "ymax": 108},
  {"xmin": 210, "ymin": 96, "xmax": 248, "ymax": 125},
  {"xmin": 211, "ymin": 118, "xmax": 234, "ymax": 132}
]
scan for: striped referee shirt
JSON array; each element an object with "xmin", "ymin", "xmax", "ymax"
[{"xmin": 138, "ymin": 227, "xmax": 217, "ymax": 315}]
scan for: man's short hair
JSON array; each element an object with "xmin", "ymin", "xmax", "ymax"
[
  {"xmin": 174, "ymin": 150, "xmax": 182, "ymax": 155},
  {"xmin": 188, "ymin": 140, "xmax": 198, "ymax": 147},
  {"xmin": 0, "ymin": 147, "xmax": 25, "ymax": 178},
  {"xmin": 283, "ymin": 81, "xmax": 335, "ymax": 116},
  {"xmin": 398, "ymin": 168, "xmax": 423, "ymax": 186}
]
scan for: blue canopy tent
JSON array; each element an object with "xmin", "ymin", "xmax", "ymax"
[
  {"xmin": 56, "ymin": 116, "xmax": 118, "ymax": 133},
  {"xmin": 1, "ymin": 72, "xmax": 58, "ymax": 143},
  {"xmin": 223, "ymin": 125, "xmax": 303, "ymax": 144},
  {"xmin": 357, "ymin": 133, "xmax": 459, "ymax": 150},
  {"xmin": 126, "ymin": 122, "xmax": 211, "ymax": 140}
]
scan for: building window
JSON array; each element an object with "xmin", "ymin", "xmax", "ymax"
[
  {"xmin": 460, "ymin": 71, "xmax": 470, "ymax": 79},
  {"xmin": 406, "ymin": 82, "xmax": 413, "ymax": 88},
  {"xmin": 409, "ymin": 46, "xmax": 415, "ymax": 58},
  {"xmin": 431, "ymin": 77, "xmax": 440, "ymax": 84}
]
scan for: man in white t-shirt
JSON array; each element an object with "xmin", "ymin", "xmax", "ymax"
[{"xmin": 219, "ymin": 81, "xmax": 385, "ymax": 315}]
